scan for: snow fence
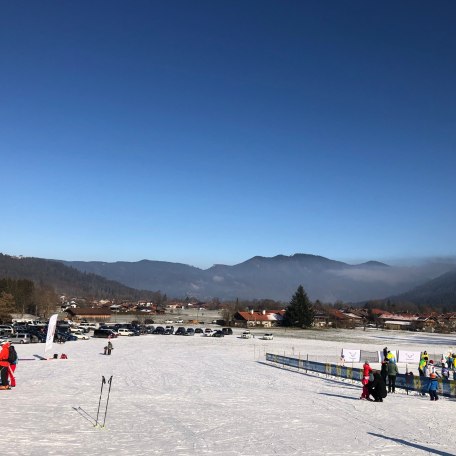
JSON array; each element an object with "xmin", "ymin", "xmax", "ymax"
[{"xmin": 265, "ymin": 353, "xmax": 456, "ymax": 398}]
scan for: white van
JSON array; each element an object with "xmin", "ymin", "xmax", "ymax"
[{"xmin": 10, "ymin": 333, "xmax": 32, "ymax": 344}]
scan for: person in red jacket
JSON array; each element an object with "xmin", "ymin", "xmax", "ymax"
[
  {"xmin": 360, "ymin": 361, "xmax": 372, "ymax": 400},
  {"xmin": 0, "ymin": 341, "xmax": 11, "ymax": 390}
]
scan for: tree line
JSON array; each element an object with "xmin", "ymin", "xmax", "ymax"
[{"xmin": 0, "ymin": 278, "xmax": 58, "ymax": 322}]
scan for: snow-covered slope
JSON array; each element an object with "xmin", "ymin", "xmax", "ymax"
[{"xmin": 2, "ymin": 329, "xmax": 456, "ymax": 455}]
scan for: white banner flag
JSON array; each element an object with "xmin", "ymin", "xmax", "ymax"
[
  {"xmin": 342, "ymin": 349, "xmax": 361, "ymax": 363},
  {"xmin": 45, "ymin": 314, "xmax": 58, "ymax": 353},
  {"xmin": 397, "ymin": 351, "xmax": 421, "ymax": 364}
]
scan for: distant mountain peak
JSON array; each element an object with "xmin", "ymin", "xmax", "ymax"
[{"xmin": 356, "ymin": 261, "xmax": 390, "ymax": 268}]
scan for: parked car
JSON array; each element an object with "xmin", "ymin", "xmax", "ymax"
[
  {"xmin": 241, "ymin": 331, "xmax": 252, "ymax": 339},
  {"xmin": 204, "ymin": 328, "xmax": 214, "ymax": 337},
  {"xmin": 175, "ymin": 319, "xmax": 184, "ymax": 324},
  {"xmin": 73, "ymin": 331, "xmax": 90, "ymax": 340},
  {"xmin": 25, "ymin": 329, "xmax": 46, "ymax": 343},
  {"xmin": 164, "ymin": 320, "xmax": 174, "ymax": 324},
  {"xmin": 9, "ymin": 333, "xmax": 32, "ymax": 344},
  {"xmin": 175, "ymin": 327, "xmax": 186, "ymax": 335},
  {"xmin": 57, "ymin": 332, "xmax": 78, "ymax": 341},
  {"xmin": 262, "ymin": 333, "xmax": 274, "ymax": 340},
  {"xmin": 0, "ymin": 325, "xmax": 13, "ymax": 334},
  {"xmin": 194, "ymin": 328, "xmax": 204, "ymax": 334},
  {"xmin": 152, "ymin": 326, "xmax": 165, "ymax": 335},
  {"xmin": 93, "ymin": 329, "xmax": 118, "ymax": 338},
  {"xmin": 212, "ymin": 330, "xmax": 224, "ymax": 338},
  {"xmin": 222, "ymin": 327, "xmax": 233, "ymax": 335},
  {"xmin": 118, "ymin": 328, "xmax": 135, "ymax": 336},
  {"xmin": 70, "ymin": 326, "xmax": 88, "ymax": 333},
  {"xmin": 185, "ymin": 328, "xmax": 195, "ymax": 336}
]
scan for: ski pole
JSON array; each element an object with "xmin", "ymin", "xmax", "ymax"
[
  {"xmin": 102, "ymin": 376, "xmax": 113, "ymax": 428},
  {"xmin": 95, "ymin": 376, "xmax": 106, "ymax": 427}
]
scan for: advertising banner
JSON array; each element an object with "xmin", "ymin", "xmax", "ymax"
[
  {"xmin": 341, "ymin": 349, "xmax": 361, "ymax": 363},
  {"xmin": 45, "ymin": 314, "xmax": 58, "ymax": 353},
  {"xmin": 397, "ymin": 351, "xmax": 421, "ymax": 364}
]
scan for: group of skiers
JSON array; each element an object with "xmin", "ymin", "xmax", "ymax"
[
  {"xmin": 360, "ymin": 347, "xmax": 449, "ymax": 402},
  {"xmin": 0, "ymin": 341, "xmax": 18, "ymax": 390},
  {"xmin": 418, "ymin": 350, "xmax": 456, "ymax": 381}
]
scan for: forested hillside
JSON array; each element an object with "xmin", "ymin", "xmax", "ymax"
[{"xmin": 0, "ymin": 254, "xmax": 163, "ymax": 301}]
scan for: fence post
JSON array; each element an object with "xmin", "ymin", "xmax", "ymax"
[
  {"xmin": 306, "ymin": 354, "xmax": 308, "ymax": 374},
  {"xmin": 298, "ymin": 353, "xmax": 301, "ymax": 371},
  {"xmin": 406, "ymin": 363, "xmax": 409, "ymax": 395}
]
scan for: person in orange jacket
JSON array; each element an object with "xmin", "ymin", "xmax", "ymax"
[{"xmin": 0, "ymin": 341, "xmax": 11, "ymax": 390}]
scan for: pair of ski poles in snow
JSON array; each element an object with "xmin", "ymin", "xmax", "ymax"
[
  {"xmin": 95, "ymin": 375, "xmax": 113, "ymax": 428},
  {"xmin": 75, "ymin": 375, "xmax": 113, "ymax": 429}
]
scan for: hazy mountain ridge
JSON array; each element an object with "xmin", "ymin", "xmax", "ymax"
[
  {"xmin": 62, "ymin": 253, "xmax": 456, "ymax": 302},
  {"xmin": 392, "ymin": 269, "xmax": 456, "ymax": 308}
]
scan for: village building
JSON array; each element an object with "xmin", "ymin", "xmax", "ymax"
[
  {"xmin": 233, "ymin": 310, "xmax": 285, "ymax": 328},
  {"xmin": 65, "ymin": 307, "xmax": 112, "ymax": 322}
]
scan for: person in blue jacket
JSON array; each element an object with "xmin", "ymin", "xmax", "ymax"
[{"xmin": 428, "ymin": 373, "xmax": 439, "ymax": 401}]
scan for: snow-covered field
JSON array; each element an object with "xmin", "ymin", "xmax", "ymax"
[{"xmin": 2, "ymin": 328, "xmax": 456, "ymax": 455}]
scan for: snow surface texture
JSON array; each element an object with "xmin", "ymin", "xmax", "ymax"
[{"xmin": 2, "ymin": 328, "xmax": 456, "ymax": 455}]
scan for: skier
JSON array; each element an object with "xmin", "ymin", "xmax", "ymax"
[
  {"xmin": 380, "ymin": 360, "xmax": 388, "ymax": 384},
  {"xmin": 107, "ymin": 340, "xmax": 113, "ymax": 355},
  {"xmin": 369, "ymin": 371, "xmax": 387, "ymax": 402},
  {"xmin": 428, "ymin": 360, "xmax": 438, "ymax": 377},
  {"xmin": 0, "ymin": 341, "xmax": 11, "ymax": 390},
  {"xmin": 8, "ymin": 345, "xmax": 17, "ymax": 387},
  {"xmin": 387, "ymin": 359, "xmax": 398, "ymax": 393},
  {"xmin": 360, "ymin": 361, "xmax": 372, "ymax": 400},
  {"xmin": 441, "ymin": 363, "xmax": 449, "ymax": 380},
  {"xmin": 428, "ymin": 373, "xmax": 439, "ymax": 401},
  {"xmin": 418, "ymin": 357, "xmax": 426, "ymax": 376}
]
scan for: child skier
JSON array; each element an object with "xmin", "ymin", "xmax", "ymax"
[
  {"xmin": 360, "ymin": 361, "xmax": 372, "ymax": 400},
  {"xmin": 428, "ymin": 373, "xmax": 439, "ymax": 401}
]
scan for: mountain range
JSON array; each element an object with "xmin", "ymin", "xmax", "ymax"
[
  {"xmin": 2, "ymin": 252, "xmax": 455, "ymax": 305},
  {"xmin": 62, "ymin": 254, "xmax": 456, "ymax": 303}
]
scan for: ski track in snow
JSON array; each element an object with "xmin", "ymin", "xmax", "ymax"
[{"xmin": 1, "ymin": 328, "xmax": 456, "ymax": 455}]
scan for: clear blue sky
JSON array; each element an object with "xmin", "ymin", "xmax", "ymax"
[{"xmin": 1, "ymin": 1, "xmax": 455, "ymax": 268}]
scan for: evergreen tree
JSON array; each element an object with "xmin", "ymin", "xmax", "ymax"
[{"xmin": 283, "ymin": 285, "xmax": 314, "ymax": 328}]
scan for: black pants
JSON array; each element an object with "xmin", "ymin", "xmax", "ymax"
[
  {"xmin": 388, "ymin": 375, "xmax": 396, "ymax": 393},
  {"xmin": 0, "ymin": 366, "xmax": 8, "ymax": 386},
  {"xmin": 429, "ymin": 390, "xmax": 439, "ymax": 400}
]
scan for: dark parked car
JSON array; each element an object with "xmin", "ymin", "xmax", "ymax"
[
  {"xmin": 194, "ymin": 328, "xmax": 204, "ymax": 334},
  {"xmin": 152, "ymin": 326, "xmax": 165, "ymax": 335},
  {"xmin": 222, "ymin": 327, "xmax": 233, "ymax": 335},
  {"xmin": 212, "ymin": 330, "xmax": 224, "ymax": 338},
  {"xmin": 185, "ymin": 328, "xmax": 195, "ymax": 336},
  {"xmin": 175, "ymin": 327, "xmax": 186, "ymax": 335},
  {"xmin": 26, "ymin": 329, "xmax": 47, "ymax": 342},
  {"xmin": 93, "ymin": 329, "xmax": 118, "ymax": 338}
]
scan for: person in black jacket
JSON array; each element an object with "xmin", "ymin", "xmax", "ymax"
[
  {"xmin": 380, "ymin": 360, "xmax": 388, "ymax": 384},
  {"xmin": 368, "ymin": 371, "xmax": 387, "ymax": 402}
]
